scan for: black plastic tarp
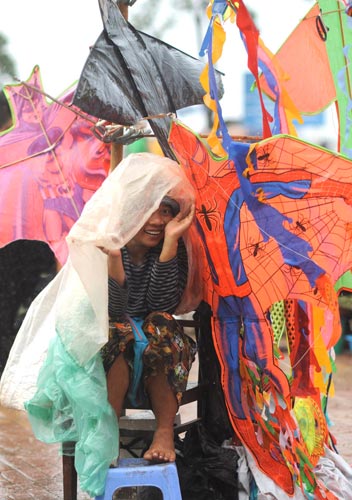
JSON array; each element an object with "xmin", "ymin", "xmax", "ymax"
[{"xmin": 73, "ymin": 0, "xmax": 224, "ymax": 159}]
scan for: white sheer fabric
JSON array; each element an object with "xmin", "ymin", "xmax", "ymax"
[{"xmin": 0, "ymin": 152, "xmax": 201, "ymax": 410}]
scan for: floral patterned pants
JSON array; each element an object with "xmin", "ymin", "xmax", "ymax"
[{"xmin": 100, "ymin": 311, "xmax": 197, "ymax": 407}]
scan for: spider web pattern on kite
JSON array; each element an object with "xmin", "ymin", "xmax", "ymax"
[
  {"xmin": 241, "ymin": 136, "xmax": 352, "ymax": 311},
  {"xmin": 169, "ymin": 119, "xmax": 352, "ymax": 497},
  {"xmin": 193, "ymin": 1, "xmax": 350, "ymax": 497},
  {"xmin": 241, "ymin": 196, "xmax": 352, "ymax": 308}
]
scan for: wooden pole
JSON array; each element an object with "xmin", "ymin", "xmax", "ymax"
[
  {"xmin": 118, "ymin": 3, "xmax": 129, "ymax": 19},
  {"xmin": 110, "ymin": 3, "xmax": 129, "ymax": 171}
]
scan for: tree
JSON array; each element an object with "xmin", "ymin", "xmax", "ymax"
[
  {"xmin": 0, "ymin": 33, "xmax": 17, "ymax": 86},
  {"xmin": 129, "ymin": 0, "xmax": 208, "ymax": 43}
]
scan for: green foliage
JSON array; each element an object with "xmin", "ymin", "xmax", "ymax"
[
  {"xmin": 129, "ymin": 0, "xmax": 172, "ymax": 38},
  {"xmin": 0, "ymin": 33, "xmax": 17, "ymax": 85}
]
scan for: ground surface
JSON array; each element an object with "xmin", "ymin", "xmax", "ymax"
[{"xmin": 0, "ymin": 352, "xmax": 351, "ymax": 499}]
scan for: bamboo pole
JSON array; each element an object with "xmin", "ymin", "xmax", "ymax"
[
  {"xmin": 50, "ymin": 4, "xmax": 129, "ymax": 272},
  {"xmin": 110, "ymin": 3, "xmax": 129, "ymax": 171}
]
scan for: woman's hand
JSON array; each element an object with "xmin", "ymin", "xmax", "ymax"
[
  {"xmin": 164, "ymin": 203, "xmax": 195, "ymax": 242},
  {"xmin": 159, "ymin": 203, "xmax": 195, "ymax": 263},
  {"xmin": 98, "ymin": 247, "xmax": 126, "ymax": 285},
  {"xmin": 98, "ymin": 247, "xmax": 122, "ymax": 258}
]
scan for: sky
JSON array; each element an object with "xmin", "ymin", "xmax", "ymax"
[
  {"xmin": 2, "ymin": 0, "xmax": 335, "ymax": 140},
  {"xmin": 1, "ymin": 1, "xmax": 314, "ymax": 94}
]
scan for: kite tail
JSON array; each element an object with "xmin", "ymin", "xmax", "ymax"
[
  {"xmin": 210, "ymin": 312, "xmax": 295, "ymax": 494},
  {"xmin": 315, "ymin": 274, "xmax": 341, "ymax": 349},
  {"xmin": 212, "ymin": 292, "xmax": 337, "ymax": 497}
]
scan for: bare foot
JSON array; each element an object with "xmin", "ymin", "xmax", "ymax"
[{"xmin": 143, "ymin": 428, "xmax": 176, "ymax": 462}]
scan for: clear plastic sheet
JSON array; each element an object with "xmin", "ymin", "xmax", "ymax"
[
  {"xmin": 235, "ymin": 444, "xmax": 352, "ymax": 500},
  {"xmin": 0, "ymin": 152, "xmax": 201, "ymax": 496},
  {"xmin": 25, "ymin": 335, "xmax": 118, "ymax": 497},
  {"xmin": 314, "ymin": 446, "xmax": 352, "ymax": 500}
]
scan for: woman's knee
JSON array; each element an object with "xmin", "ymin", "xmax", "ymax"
[{"xmin": 144, "ymin": 311, "xmax": 177, "ymax": 330}]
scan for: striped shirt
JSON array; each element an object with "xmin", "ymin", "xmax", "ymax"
[{"xmin": 108, "ymin": 239, "xmax": 188, "ymax": 320}]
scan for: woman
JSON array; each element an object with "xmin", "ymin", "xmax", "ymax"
[
  {"xmin": 0, "ymin": 152, "xmax": 201, "ymax": 496},
  {"xmin": 101, "ymin": 196, "xmax": 196, "ymax": 462}
]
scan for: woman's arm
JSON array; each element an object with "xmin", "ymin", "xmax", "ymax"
[
  {"xmin": 146, "ymin": 204, "xmax": 194, "ymax": 313},
  {"xmin": 98, "ymin": 247, "xmax": 129, "ymax": 320},
  {"xmin": 108, "ymin": 249, "xmax": 129, "ymax": 319},
  {"xmin": 159, "ymin": 203, "xmax": 195, "ymax": 263},
  {"xmin": 107, "ymin": 249, "xmax": 126, "ymax": 286},
  {"xmin": 147, "ymin": 239, "xmax": 188, "ymax": 313}
]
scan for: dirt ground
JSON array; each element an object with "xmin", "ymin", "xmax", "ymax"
[{"xmin": 326, "ymin": 351, "xmax": 352, "ymax": 465}]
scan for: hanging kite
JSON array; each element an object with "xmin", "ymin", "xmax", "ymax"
[
  {"xmin": 258, "ymin": 3, "xmax": 335, "ymax": 120},
  {"xmin": 254, "ymin": 0, "xmax": 352, "ymax": 366},
  {"xmin": 258, "ymin": 1, "xmax": 352, "ymax": 156},
  {"xmin": 169, "ymin": 119, "xmax": 352, "ymax": 498},
  {"xmin": 166, "ymin": 1, "xmax": 352, "ymax": 497},
  {"xmin": 1, "ymin": 0, "xmax": 352, "ymax": 498},
  {"xmin": 72, "ymin": 0, "xmax": 224, "ymax": 160},
  {"xmin": 316, "ymin": 0, "xmax": 352, "ymax": 155},
  {"xmin": 0, "ymin": 66, "xmax": 111, "ymax": 264}
]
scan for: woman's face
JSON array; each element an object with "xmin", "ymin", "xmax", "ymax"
[{"xmin": 128, "ymin": 202, "xmax": 174, "ymax": 249}]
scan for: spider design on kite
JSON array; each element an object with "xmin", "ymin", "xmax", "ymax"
[
  {"xmin": 196, "ymin": 201, "xmax": 221, "ymax": 231},
  {"xmin": 169, "ymin": 119, "xmax": 352, "ymax": 496},
  {"xmin": 246, "ymin": 236, "xmax": 268, "ymax": 260}
]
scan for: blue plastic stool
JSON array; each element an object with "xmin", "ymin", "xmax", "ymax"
[{"xmin": 95, "ymin": 458, "xmax": 182, "ymax": 500}]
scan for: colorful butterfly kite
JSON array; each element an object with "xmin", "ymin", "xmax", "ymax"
[{"xmin": 0, "ymin": 66, "xmax": 111, "ymax": 264}]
